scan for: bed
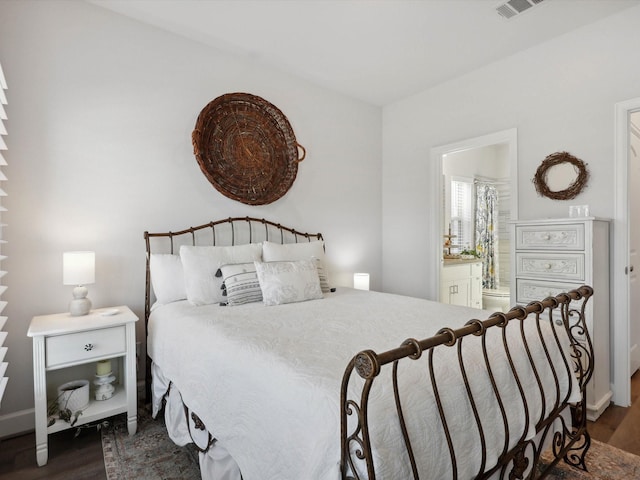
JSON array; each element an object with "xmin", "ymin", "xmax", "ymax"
[{"xmin": 143, "ymin": 217, "xmax": 593, "ymax": 480}]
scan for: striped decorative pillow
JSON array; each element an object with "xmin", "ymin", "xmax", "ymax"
[{"xmin": 220, "ymin": 263, "xmax": 263, "ymax": 306}]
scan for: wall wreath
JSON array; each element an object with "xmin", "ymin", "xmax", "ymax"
[
  {"xmin": 532, "ymin": 151, "xmax": 589, "ymax": 200},
  {"xmin": 192, "ymin": 92, "xmax": 306, "ymax": 206}
]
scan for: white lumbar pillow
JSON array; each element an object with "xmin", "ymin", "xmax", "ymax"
[
  {"xmin": 254, "ymin": 259, "xmax": 323, "ymax": 306},
  {"xmin": 262, "ymin": 240, "xmax": 331, "ymax": 293}
]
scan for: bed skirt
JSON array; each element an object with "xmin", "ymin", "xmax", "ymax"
[{"xmin": 152, "ymin": 362, "xmax": 242, "ymax": 480}]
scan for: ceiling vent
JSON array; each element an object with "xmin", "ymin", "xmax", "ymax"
[{"xmin": 496, "ymin": 0, "xmax": 545, "ymax": 19}]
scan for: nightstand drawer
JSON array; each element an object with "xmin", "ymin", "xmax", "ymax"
[
  {"xmin": 46, "ymin": 326, "xmax": 125, "ymax": 368},
  {"xmin": 516, "ymin": 252, "xmax": 585, "ymax": 281},
  {"xmin": 515, "ymin": 224, "xmax": 584, "ymax": 250}
]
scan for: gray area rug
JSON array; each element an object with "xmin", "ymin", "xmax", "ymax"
[
  {"xmin": 542, "ymin": 438, "xmax": 640, "ymax": 479},
  {"xmin": 102, "ymin": 409, "xmax": 640, "ymax": 479},
  {"xmin": 101, "ymin": 407, "xmax": 200, "ymax": 480}
]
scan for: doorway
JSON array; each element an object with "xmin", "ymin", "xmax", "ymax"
[
  {"xmin": 630, "ymin": 111, "xmax": 640, "ymax": 377},
  {"xmin": 613, "ymin": 98, "xmax": 640, "ymax": 407},
  {"xmin": 430, "ymin": 129, "xmax": 518, "ymax": 307}
]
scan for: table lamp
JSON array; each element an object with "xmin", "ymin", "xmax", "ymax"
[{"xmin": 63, "ymin": 251, "xmax": 95, "ymax": 316}]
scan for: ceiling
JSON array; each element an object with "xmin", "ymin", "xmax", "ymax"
[{"xmin": 89, "ymin": 0, "xmax": 640, "ymax": 106}]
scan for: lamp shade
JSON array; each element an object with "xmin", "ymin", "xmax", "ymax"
[
  {"xmin": 353, "ymin": 273, "xmax": 370, "ymax": 291},
  {"xmin": 63, "ymin": 251, "xmax": 95, "ymax": 286}
]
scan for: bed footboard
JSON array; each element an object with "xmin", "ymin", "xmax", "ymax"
[{"xmin": 340, "ymin": 286, "xmax": 594, "ymax": 480}]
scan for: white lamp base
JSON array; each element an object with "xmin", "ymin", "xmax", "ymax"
[{"xmin": 70, "ymin": 285, "xmax": 91, "ymax": 316}]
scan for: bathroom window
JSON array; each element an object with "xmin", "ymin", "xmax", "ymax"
[{"xmin": 450, "ymin": 177, "xmax": 474, "ymax": 252}]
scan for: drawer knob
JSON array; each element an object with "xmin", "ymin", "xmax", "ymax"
[
  {"xmin": 84, "ymin": 343, "xmax": 94, "ymax": 351},
  {"xmin": 555, "ymin": 319, "xmax": 563, "ymax": 326},
  {"xmin": 545, "ymin": 263, "xmax": 552, "ymax": 269}
]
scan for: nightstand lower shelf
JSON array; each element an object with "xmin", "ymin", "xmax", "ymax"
[{"xmin": 47, "ymin": 386, "xmax": 133, "ymax": 434}]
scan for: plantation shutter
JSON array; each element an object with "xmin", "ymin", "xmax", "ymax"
[{"xmin": 0, "ymin": 61, "xmax": 8, "ymax": 406}]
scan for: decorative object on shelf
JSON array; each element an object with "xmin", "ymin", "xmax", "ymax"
[
  {"xmin": 532, "ymin": 151, "xmax": 589, "ymax": 200},
  {"xmin": 94, "ymin": 373, "xmax": 116, "ymax": 401},
  {"xmin": 460, "ymin": 248, "xmax": 481, "ymax": 259},
  {"xmin": 63, "ymin": 251, "xmax": 95, "ymax": 316},
  {"xmin": 569, "ymin": 204, "xmax": 590, "ymax": 218},
  {"xmin": 192, "ymin": 92, "xmax": 306, "ymax": 205},
  {"xmin": 353, "ymin": 273, "xmax": 370, "ymax": 291},
  {"xmin": 48, "ymin": 379, "xmax": 90, "ymax": 427},
  {"xmin": 96, "ymin": 359, "xmax": 111, "ymax": 376},
  {"xmin": 94, "ymin": 359, "xmax": 116, "ymax": 401},
  {"xmin": 443, "ymin": 223, "xmax": 460, "ymax": 259}
]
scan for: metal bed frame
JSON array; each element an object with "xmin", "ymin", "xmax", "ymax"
[
  {"xmin": 143, "ymin": 217, "xmax": 593, "ymax": 480},
  {"xmin": 340, "ymin": 286, "xmax": 593, "ymax": 480}
]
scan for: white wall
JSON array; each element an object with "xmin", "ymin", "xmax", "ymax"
[
  {"xmin": 382, "ymin": 5, "xmax": 640, "ymax": 300},
  {"xmin": 442, "ymin": 144, "xmax": 509, "ymax": 180},
  {"xmin": 0, "ymin": 0, "xmax": 382, "ymax": 435}
]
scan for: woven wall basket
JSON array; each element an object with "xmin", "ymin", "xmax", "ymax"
[{"xmin": 192, "ymin": 92, "xmax": 306, "ymax": 205}]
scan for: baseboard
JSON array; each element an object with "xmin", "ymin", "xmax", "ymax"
[
  {"xmin": 631, "ymin": 343, "xmax": 640, "ymax": 375},
  {"xmin": 587, "ymin": 390, "xmax": 613, "ymax": 422},
  {"xmin": 0, "ymin": 407, "xmax": 34, "ymax": 439}
]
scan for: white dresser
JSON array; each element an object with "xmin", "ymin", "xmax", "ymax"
[
  {"xmin": 510, "ymin": 218, "xmax": 610, "ymax": 420},
  {"xmin": 440, "ymin": 260, "xmax": 483, "ymax": 309}
]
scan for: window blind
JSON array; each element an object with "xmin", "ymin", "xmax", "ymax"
[
  {"xmin": 450, "ymin": 178, "xmax": 474, "ymax": 252},
  {"xmin": 0, "ymin": 61, "xmax": 7, "ymax": 407}
]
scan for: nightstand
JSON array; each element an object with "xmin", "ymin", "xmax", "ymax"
[{"xmin": 27, "ymin": 306, "xmax": 138, "ymax": 466}]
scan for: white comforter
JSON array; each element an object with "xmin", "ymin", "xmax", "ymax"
[{"xmin": 148, "ymin": 288, "xmax": 580, "ymax": 480}]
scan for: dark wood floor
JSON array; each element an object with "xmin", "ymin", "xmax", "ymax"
[
  {"xmin": 1, "ymin": 374, "xmax": 640, "ymax": 478},
  {"xmin": 587, "ymin": 370, "xmax": 640, "ymax": 456},
  {"xmin": 0, "ymin": 424, "xmax": 106, "ymax": 480}
]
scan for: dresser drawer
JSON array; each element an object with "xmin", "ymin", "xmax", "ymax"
[
  {"xmin": 46, "ymin": 326, "xmax": 126, "ymax": 369},
  {"xmin": 515, "ymin": 279, "xmax": 580, "ymax": 304},
  {"xmin": 516, "ymin": 252, "xmax": 585, "ymax": 281},
  {"xmin": 515, "ymin": 224, "xmax": 584, "ymax": 251}
]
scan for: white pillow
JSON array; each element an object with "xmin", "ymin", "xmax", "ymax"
[
  {"xmin": 180, "ymin": 244, "xmax": 263, "ymax": 305},
  {"xmin": 149, "ymin": 254, "xmax": 186, "ymax": 305},
  {"xmin": 255, "ymin": 260, "xmax": 323, "ymax": 306},
  {"xmin": 220, "ymin": 263, "xmax": 262, "ymax": 306},
  {"xmin": 262, "ymin": 240, "xmax": 331, "ymax": 293}
]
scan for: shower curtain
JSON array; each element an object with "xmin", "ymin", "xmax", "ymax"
[{"xmin": 475, "ymin": 183, "xmax": 499, "ymax": 289}]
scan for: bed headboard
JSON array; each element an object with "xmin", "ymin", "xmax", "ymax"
[
  {"xmin": 143, "ymin": 216, "xmax": 323, "ymax": 398},
  {"xmin": 144, "ymin": 216, "xmax": 323, "ymax": 322}
]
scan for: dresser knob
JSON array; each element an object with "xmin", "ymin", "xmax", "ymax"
[
  {"xmin": 84, "ymin": 343, "xmax": 94, "ymax": 351},
  {"xmin": 555, "ymin": 319, "xmax": 563, "ymax": 326},
  {"xmin": 542, "ymin": 234, "xmax": 551, "ymax": 240},
  {"xmin": 545, "ymin": 263, "xmax": 552, "ymax": 269}
]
